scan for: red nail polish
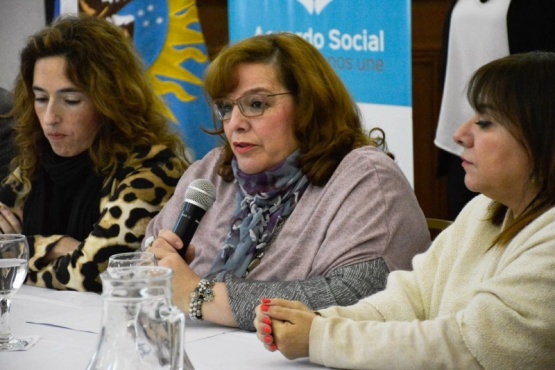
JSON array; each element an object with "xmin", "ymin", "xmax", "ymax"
[
  {"xmin": 261, "ymin": 305, "xmax": 269, "ymax": 312},
  {"xmin": 270, "ymin": 344, "xmax": 277, "ymax": 351},
  {"xmin": 264, "ymin": 335, "xmax": 273, "ymax": 344},
  {"xmin": 261, "ymin": 298, "xmax": 271, "ymax": 304},
  {"xmin": 262, "ymin": 325, "xmax": 271, "ymax": 334},
  {"xmin": 262, "ymin": 316, "xmax": 271, "ymax": 325}
]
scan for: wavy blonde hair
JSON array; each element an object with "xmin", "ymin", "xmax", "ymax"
[
  {"xmin": 204, "ymin": 32, "xmax": 389, "ymax": 186},
  {"xmin": 8, "ymin": 14, "xmax": 188, "ymax": 200}
]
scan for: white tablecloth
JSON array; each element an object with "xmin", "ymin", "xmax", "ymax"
[{"xmin": 0, "ymin": 285, "xmax": 323, "ymax": 369}]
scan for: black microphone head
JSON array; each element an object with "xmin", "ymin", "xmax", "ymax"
[{"xmin": 185, "ymin": 179, "xmax": 216, "ymax": 211}]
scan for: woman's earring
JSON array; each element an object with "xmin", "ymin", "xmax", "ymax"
[{"xmin": 530, "ymin": 174, "xmax": 538, "ymax": 186}]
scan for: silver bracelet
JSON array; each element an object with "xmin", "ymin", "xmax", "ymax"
[{"xmin": 189, "ymin": 279, "xmax": 215, "ymax": 321}]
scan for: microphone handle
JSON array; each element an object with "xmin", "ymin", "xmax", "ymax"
[{"xmin": 172, "ymin": 201, "xmax": 206, "ymax": 258}]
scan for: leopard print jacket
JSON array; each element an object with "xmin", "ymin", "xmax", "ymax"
[{"xmin": 6, "ymin": 144, "xmax": 184, "ymax": 292}]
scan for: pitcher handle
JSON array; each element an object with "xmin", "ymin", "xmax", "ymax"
[{"xmin": 160, "ymin": 304, "xmax": 187, "ymax": 370}]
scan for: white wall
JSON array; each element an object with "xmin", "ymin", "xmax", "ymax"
[{"xmin": 0, "ymin": 1, "xmax": 46, "ymax": 90}]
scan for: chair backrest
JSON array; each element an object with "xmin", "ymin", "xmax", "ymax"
[{"xmin": 426, "ymin": 218, "xmax": 452, "ymax": 240}]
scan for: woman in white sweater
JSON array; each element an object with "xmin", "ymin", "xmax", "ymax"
[{"xmin": 254, "ymin": 51, "xmax": 555, "ymax": 369}]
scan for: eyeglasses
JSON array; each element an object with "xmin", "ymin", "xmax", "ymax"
[{"xmin": 212, "ymin": 92, "xmax": 292, "ymax": 121}]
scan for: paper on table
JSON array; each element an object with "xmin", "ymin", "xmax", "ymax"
[
  {"xmin": 18, "ymin": 286, "xmax": 239, "ymax": 338},
  {"xmin": 18, "ymin": 286, "xmax": 102, "ymax": 334},
  {"xmin": 185, "ymin": 317, "xmax": 240, "ymax": 343},
  {"xmin": 26, "ymin": 308, "xmax": 102, "ymax": 334}
]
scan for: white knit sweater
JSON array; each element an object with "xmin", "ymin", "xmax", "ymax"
[{"xmin": 311, "ymin": 194, "xmax": 555, "ymax": 369}]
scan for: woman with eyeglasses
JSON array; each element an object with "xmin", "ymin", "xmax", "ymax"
[{"xmin": 143, "ymin": 32, "xmax": 430, "ymax": 330}]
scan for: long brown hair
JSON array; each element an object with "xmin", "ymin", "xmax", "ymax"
[
  {"xmin": 467, "ymin": 51, "xmax": 555, "ymax": 246},
  {"xmin": 204, "ymin": 32, "xmax": 388, "ymax": 186},
  {"xmin": 8, "ymin": 14, "xmax": 188, "ymax": 199}
]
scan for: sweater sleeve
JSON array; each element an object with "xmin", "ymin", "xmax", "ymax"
[
  {"xmin": 308, "ymin": 196, "xmax": 555, "ymax": 369},
  {"xmin": 310, "ymin": 314, "xmax": 481, "ymax": 369},
  {"xmin": 308, "ymin": 223, "xmax": 483, "ymax": 369},
  {"xmin": 308, "ymin": 254, "xmax": 482, "ymax": 369},
  {"xmin": 25, "ymin": 146, "xmax": 183, "ymax": 292},
  {"xmin": 226, "ymin": 258, "xmax": 389, "ymax": 331}
]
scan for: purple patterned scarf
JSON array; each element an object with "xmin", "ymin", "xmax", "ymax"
[{"xmin": 208, "ymin": 150, "xmax": 309, "ymax": 280}]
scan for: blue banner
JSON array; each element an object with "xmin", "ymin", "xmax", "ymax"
[{"xmin": 229, "ymin": 0, "xmax": 411, "ymax": 107}]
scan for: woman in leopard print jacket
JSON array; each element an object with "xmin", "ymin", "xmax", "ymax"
[{"xmin": 0, "ymin": 15, "xmax": 188, "ymax": 292}]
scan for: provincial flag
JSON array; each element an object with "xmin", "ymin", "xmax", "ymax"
[{"xmin": 52, "ymin": 0, "xmax": 219, "ymax": 160}]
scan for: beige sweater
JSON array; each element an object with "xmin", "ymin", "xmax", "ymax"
[{"xmin": 311, "ymin": 195, "xmax": 555, "ymax": 369}]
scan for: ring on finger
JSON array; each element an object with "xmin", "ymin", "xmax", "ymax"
[{"xmin": 145, "ymin": 236, "xmax": 156, "ymax": 248}]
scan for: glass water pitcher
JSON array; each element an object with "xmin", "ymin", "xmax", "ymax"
[{"xmin": 87, "ymin": 266, "xmax": 194, "ymax": 369}]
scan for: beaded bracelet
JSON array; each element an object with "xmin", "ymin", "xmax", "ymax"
[{"xmin": 189, "ymin": 278, "xmax": 215, "ymax": 321}]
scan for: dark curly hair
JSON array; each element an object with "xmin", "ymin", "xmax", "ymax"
[{"xmin": 8, "ymin": 14, "xmax": 188, "ymax": 200}]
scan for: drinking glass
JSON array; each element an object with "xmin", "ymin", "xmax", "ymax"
[
  {"xmin": 108, "ymin": 252, "xmax": 157, "ymax": 269},
  {"xmin": 0, "ymin": 234, "xmax": 30, "ymax": 351}
]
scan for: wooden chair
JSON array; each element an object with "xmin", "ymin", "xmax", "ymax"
[{"xmin": 426, "ymin": 218, "xmax": 453, "ymax": 240}]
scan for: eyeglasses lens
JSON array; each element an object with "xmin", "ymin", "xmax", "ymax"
[{"xmin": 213, "ymin": 94, "xmax": 268, "ymax": 120}]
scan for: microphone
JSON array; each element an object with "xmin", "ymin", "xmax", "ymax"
[{"xmin": 172, "ymin": 179, "xmax": 216, "ymax": 258}]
